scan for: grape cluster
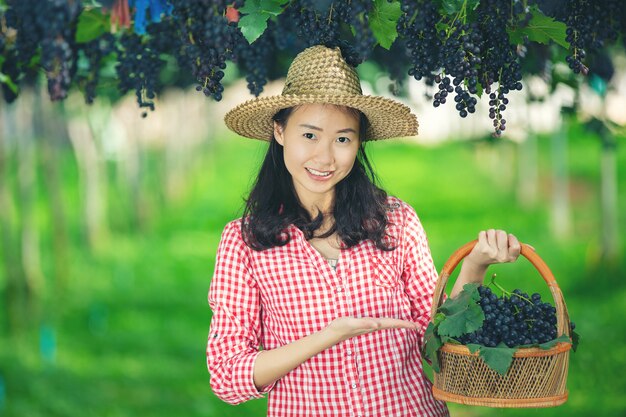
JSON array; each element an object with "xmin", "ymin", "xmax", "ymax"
[
  {"xmin": 397, "ymin": 0, "xmax": 441, "ymax": 84},
  {"xmin": 285, "ymin": 0, "xmax": 364, "ymax": 67},
  {"xmin": 564, "ymin": 0, "xmax": 622, "ymax": 76},
  {"xmin": 458, "ymin": 286, "xmax": 558, "ymax": 348},
  {"xmin": 77, "ymin": 33, "xmax": 116, "ymax": 104},
  {"xmin": 233, "ymin": 30, "xmax": 273, "ymax": 97},
  {"xmin": 116, "ymin": 32, "xmax": 163, "ymax": 116},
  {"xmin": 477, "ymin": 0, "xmax": 522, "ymax": 136},
  {"xmin": 170, "ymin": 0, "xmax": 242, "ymax": 100},
  {"xmin": 4, "ymin": 0, "xmax": 81, "ymax": 101}
]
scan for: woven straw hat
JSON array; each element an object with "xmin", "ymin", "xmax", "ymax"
[{"xmin": 224, "ymin": 45, "xmax": 418, "ymax": 141}]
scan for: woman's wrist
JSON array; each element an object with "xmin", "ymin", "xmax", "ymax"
[{"xmin": 459, "ymin": 258, "xmax": 488, "ymax": 283}]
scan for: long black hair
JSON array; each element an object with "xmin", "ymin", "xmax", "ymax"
[{"xmin": 241, "ymin": 105, "xmax": 395, "ymax": 252}]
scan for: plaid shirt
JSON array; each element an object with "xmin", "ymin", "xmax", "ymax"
[{"xmin": 207, "ymin": 196, "xmax": 449, "ymax": 417}]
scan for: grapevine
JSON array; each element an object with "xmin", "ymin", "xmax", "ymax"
[{"xmin": 0, "ymin": 0, "xmax": 624, "ymax": 132}]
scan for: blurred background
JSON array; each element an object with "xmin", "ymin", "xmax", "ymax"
[
  {"xmin": 1, "ymin": 1, "xmax": 626, "ymax": 416},
  {"xmin": 1, "ymin": 64, "xmax": 625, "ymax": 417}
]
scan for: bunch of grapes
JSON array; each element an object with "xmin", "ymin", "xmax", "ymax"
[
  {"xmin": 77, "ymin": 33, "xmax": 116, "ymax": 104},
  {"xmin": 4, "ymin": 0, "xmax": 82, "ymax": 101},
  {"xmin": 458, "ymin": 286, "xmax": 560, "ymax": 348},
  {"xmin": 564, "ymin": 0, "xmax": 623, "ymax": 76},
  {"xmin": 283, "ymin": 0, "xmax": 366, "ymax": 67},
  {"xmin": 116, "ymin": 32, "xmax": 164, "ymax": 116},
  {"xmin": 170, "ymin": 0, "xmax": 242, "ymax": 100},
  {"xmin": 397, "ymin": 0, "xmax": 441, "ymax": 85}
]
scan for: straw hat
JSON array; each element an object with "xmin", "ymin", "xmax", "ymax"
[{"xmin": 224, "ymin": 45, "xmax": 418, "ymax": 141}]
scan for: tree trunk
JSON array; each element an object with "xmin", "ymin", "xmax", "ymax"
[
  {"xmin": 600, "ymin": 142, "xmax": 619, "ymax": 261},
  {"xmin": 17, "ymin": 89, "xmax": 45, "ymax": 304},
  {"xmin": 550, "ymin": 118, "xmax": 571, "ymax": 239},
  {"xmin": 517, "ymin": 104, "xmax": 538, "ymax": 209},
  {"xmin": 0, "ymin": 101, "xmax": 27, "ymax": 334},
  {"xmin": 66, "ymin": 107, "xmax": 107, "ymax": 250},
  {"xmin": 39, "ymin": 96, "xmax": 71, "ymax": 300}
]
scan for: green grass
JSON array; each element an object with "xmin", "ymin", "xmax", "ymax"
[{"xmin": 1, "ymin": 125, "xmax": 625, "ymax": 417}]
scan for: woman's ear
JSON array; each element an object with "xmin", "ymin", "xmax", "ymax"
[{"xmin": 273, "ymin": 121, "xmax": 285, "ymax": 146}]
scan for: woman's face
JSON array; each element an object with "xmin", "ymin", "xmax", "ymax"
[{"xmin": 274, "ymin": 103, "xmax": 361, "ymax": 213}]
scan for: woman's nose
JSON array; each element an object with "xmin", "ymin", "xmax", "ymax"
[{"xmin": 313, "ymin": 142, "xmax": 334, "ymax": 164}]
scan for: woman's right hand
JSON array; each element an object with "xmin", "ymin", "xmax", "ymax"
[{"xmin": 324, "ymin": 316, "xmax": 418, "ymax": 343}]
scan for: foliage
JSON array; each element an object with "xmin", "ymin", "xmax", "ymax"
[{"xmin": 0, "ymin": 0, "xmax": 624, "ymax": 135}]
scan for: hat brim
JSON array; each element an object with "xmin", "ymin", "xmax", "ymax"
[{"xmin": 224, "ymin": 94, "xmax": 419, "ymax": 141}]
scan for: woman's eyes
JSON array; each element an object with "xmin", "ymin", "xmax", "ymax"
[{"xmin": 302, "ymin": 133, "xmax": 352, "ymax": 143}]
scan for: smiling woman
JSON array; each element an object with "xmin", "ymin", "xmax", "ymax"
[
  {"xmin": 206, "ymin": 45, "xmax": 522, "ymax": 417},
  {"xmin": 274, "ymin": 104, "xmax": 361, "ymax": 223}
]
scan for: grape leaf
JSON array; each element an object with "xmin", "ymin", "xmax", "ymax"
[
  {"xmin": 238, "ymin": 0, "xmax": 284, "ymax": 43},
  {"xmin": 369, "ymin": 0, "xmax": 402, "ymax": 50},
  {"xmin": 537, "ymin": 334, "xmax": 571, "ymax": 350},
  {"xmin": 0, "ymin": 71, "xmax": 18, "ymax": 94},
  {"xmin": 439, "ymin": 0, "xmax": 480, "ymax": 15},
  {"xmin": 438, "ymin": 302, "xmax": 484, "ymax": 337},
  {"xmin": 436, "ymin": 283, "xmax": 484, "ymax": 337},
  {"xmin": 477, "ymin": 343, "xmax": 517, "ymax": 376},
  {"xmin": 76, "ymin": 8, "xmax": 110, "ymax": 43},
  {"xmin": 423, "ymin": 322, "xmax": 443, "ymax": 372},
  {"xmin": 439, "ymin": 283, "xmax": 480, "ymax": 315},
  {"xmin": 239, "ymin": 13, "xmax": 269, "ymax": 44},
  {"xmin": 571, "ymin": 330, "xmax": 580, "ymax": 352},
  {"xmin": 507, "ymin": 7, "xmax": 568, "ymax": 49}
]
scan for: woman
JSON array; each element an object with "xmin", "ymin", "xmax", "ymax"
[{"xmin": 207, "ymin": 45, "xmax": 520, "ymax": 417}]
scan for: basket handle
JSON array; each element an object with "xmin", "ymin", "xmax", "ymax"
[{"xmin": 429, "ymin": 240, "xmax": 571, "ymax": 338}]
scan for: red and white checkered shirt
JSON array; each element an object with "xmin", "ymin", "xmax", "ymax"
[{"xmin": 207, "ymin": 196, "xmax": 449, "ymax": 417}]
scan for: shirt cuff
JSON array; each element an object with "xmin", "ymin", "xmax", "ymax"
[{"xmin": 233, "ymin": 351, "xmax": 276, "ymax": 400}]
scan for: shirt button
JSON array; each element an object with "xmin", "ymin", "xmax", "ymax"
[
  {"xmin": 336, "ymin": 286, "xmax": 344, "ymax": 293},
  {"xmin": 351, "ymin": 383, "xmax": 358, "ymax": 389},
  {"xmin": 346, "ymin": 349, "xmax": 353, "ymax": 356}
]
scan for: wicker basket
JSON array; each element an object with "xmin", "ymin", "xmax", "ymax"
[{"xmin": 429, "ymin": 241, "xmax": 572, "ymax": 408}]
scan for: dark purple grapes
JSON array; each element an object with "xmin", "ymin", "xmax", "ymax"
[{"xmin": 458, "ymin": 286, "xmax": 559, "ymax": 348}]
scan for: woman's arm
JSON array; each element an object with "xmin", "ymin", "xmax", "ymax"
[
  {"xmin": 450, "ymin": 229, "xmax": 521, "ymax": 298},
  {"xmin": 253, "ymin": 317, "xmax": 417, "ymax": 390}
]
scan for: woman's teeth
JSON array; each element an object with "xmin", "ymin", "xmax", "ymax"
[{"xmin": 306, "ymin": 168, "xmax": 332, "ymax": 177}]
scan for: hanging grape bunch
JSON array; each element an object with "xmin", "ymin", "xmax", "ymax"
[{"xmin": 0, "ymin": 0, "xmax": 624, "ymax": 131}]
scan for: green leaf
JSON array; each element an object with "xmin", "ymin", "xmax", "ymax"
[
  {"xmin": 439, "ymin": 283, "xmax": 480, "ymax": 316},
  {"xmin": 466, "ymin": 343, "xmax": 481, "ymax": 354},
  {"xmin": 439, "ymin": 0, "xmax": 480, "ymax": 15},
  {"xmin": 240, "ymin": 0, "xmax": 283, "ymax": 16},
  {"xmin": 238, "ymin": 0, "xmax": 284, "ymax": 43},
  {"xmin": 537, "ymin": 334, "xmax": 571, "ymax": 350},
  {"xmin": 571, "ymin": 330, "xmax": 580, "ymax": 352},
  {"xmin": 437, "ymin": 283, "xmax": 484, "ymax": 338},
  {"xmin": 423, "ymin": 322, "xmax": 442, "ymax": 372},
  {"xmin": 238, "ymin": 13, "xmax": 269, "ymax": 44},
  {"xmin": 0, "ymin": 71, "xmax": 18, "ymax": 94},
  {"xmin": 76, "ymin": 8, "xmax": 110, "ymax": 43},
  {"xmin": 369, "ymin": 0, "xmax": 402, "ymax": 50},
  {"xmin": 508, "ymin": 7, "xmax": 568, "ymax": 49},
  {"xmin": 438, "ymin": 302, "xmax": 484, "ymax": 337},
  {"xmin": 478, "ymin": 343, "xmax": 517, "ymax": 376}
]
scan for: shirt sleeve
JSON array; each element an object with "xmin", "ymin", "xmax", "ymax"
[
  {"xmin": 399, "ymin": 202, "xmax": 439, "ymax": 347},
  {"xmin": 206, "ymin": 221, "xmax": 275, "ymax": 404}
]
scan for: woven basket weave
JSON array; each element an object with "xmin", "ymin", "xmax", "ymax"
[{"xmin": 429, "ymin": 241, "xmax": 571, "ymax": 408}]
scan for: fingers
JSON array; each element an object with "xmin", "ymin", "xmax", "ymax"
[
  {"xmin": 374, "ymin": 318, "xmax": 419, "ymax": 330},
  {"xmin": 507, "ymin": 233, "xmax": 521, "ymax": 261},
  {"xmin": 475, "ymin": 229, "xmax": 521, "ymax": 263}
]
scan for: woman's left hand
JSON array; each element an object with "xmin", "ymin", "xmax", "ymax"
[
  {"xmin": 450, "ymin": 229, "xmax": 522, "ymax": 298},
  {"xmin": 466, "ymin": 229, "xmax": 521, "ymax": 267}
]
